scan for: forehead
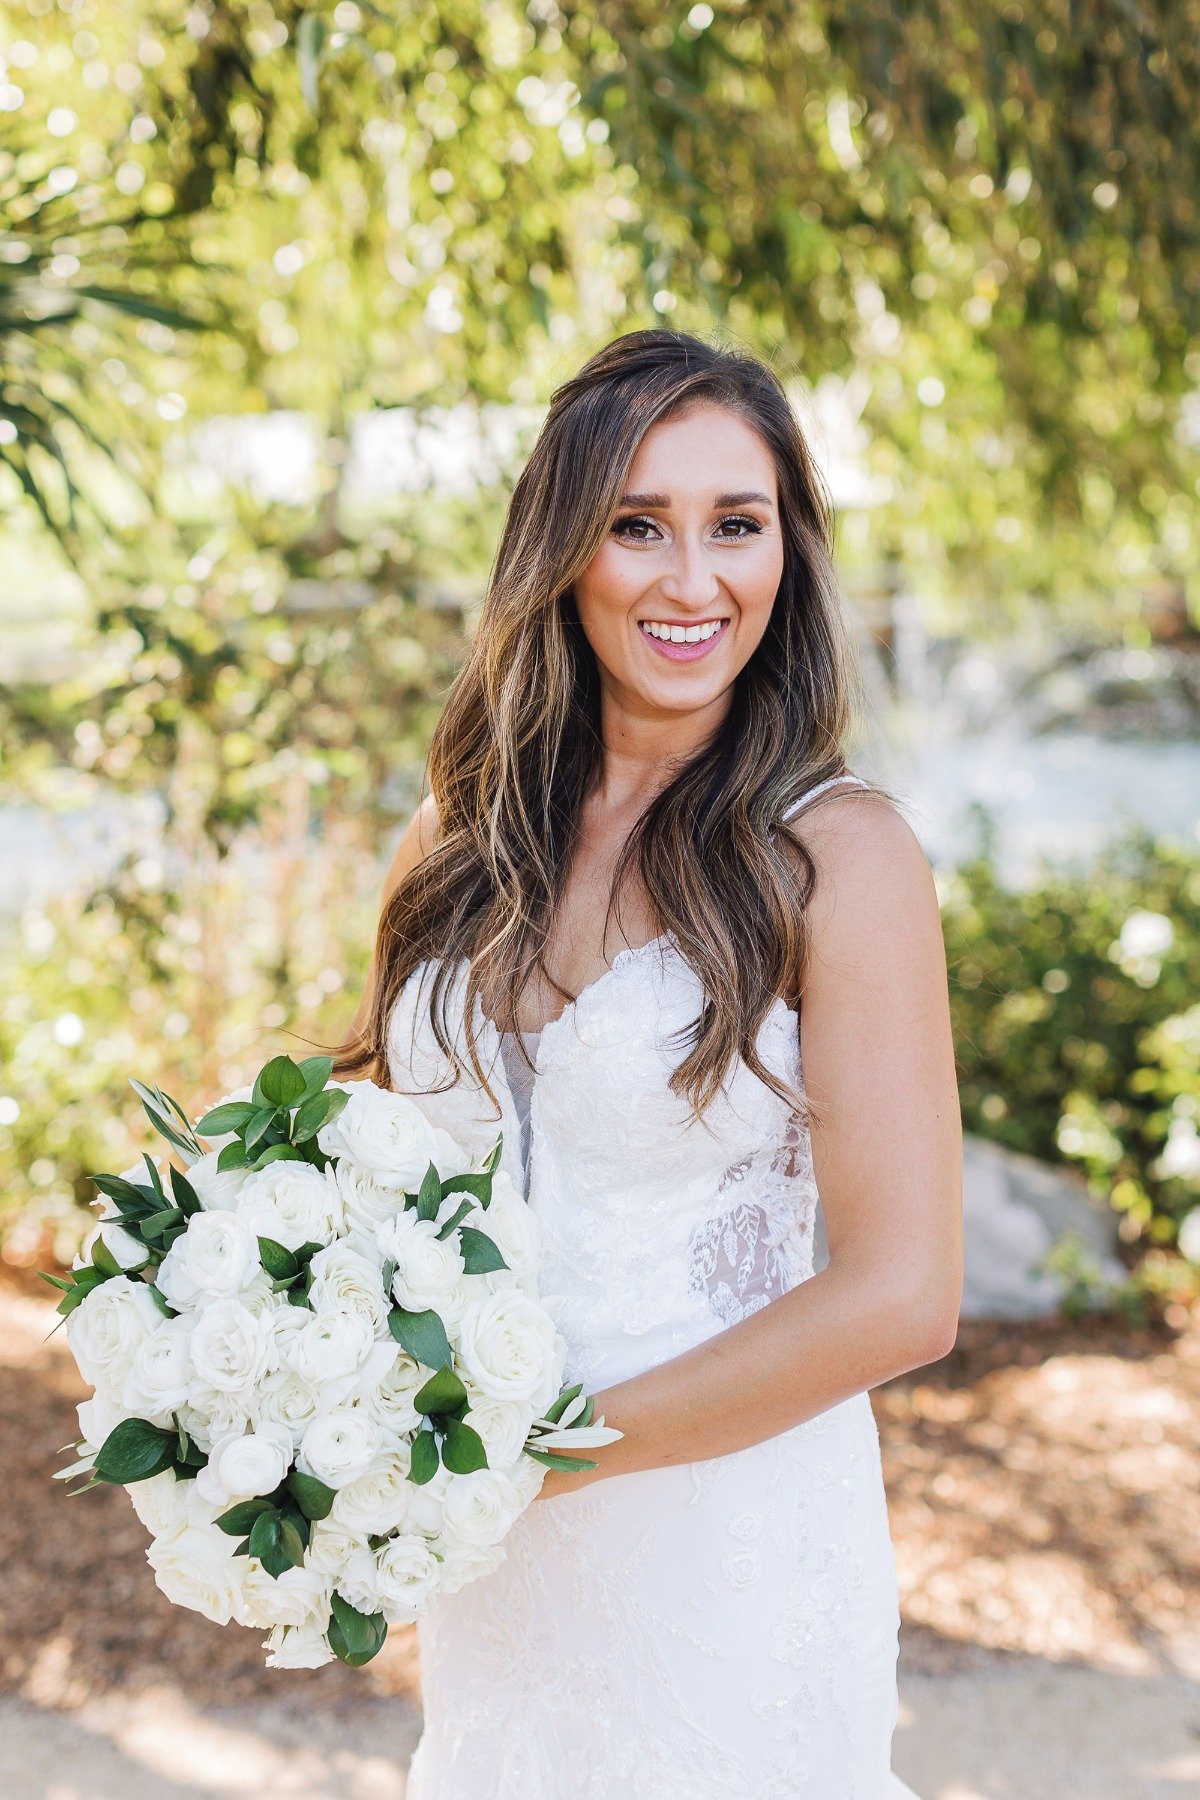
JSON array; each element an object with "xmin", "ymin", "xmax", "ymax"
[{"xmin": 625, "ymin": 402, "xmax": 777, "ymax": 497}]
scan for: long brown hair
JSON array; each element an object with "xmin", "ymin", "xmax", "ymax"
[{"xmin": 333, "ymin": 328, "xmax": 880, "ymax": 1120}]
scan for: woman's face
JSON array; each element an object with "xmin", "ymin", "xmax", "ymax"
[{"xmin": 572, "ymin": 400, "xmax": 785, "ymax": 721}]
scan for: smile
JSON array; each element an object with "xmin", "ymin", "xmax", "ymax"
[{"xmin": 637, "ymin": 618, "xmax": 729, "ymax": 661}]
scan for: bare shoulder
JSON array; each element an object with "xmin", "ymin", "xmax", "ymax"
[
  {"xmin": 381, "ymin": 791, "xmax": 442, "ymax": 903},
  {"xmin": 786, "ymin": 786, "xmax": 940, "ymax": 956}
]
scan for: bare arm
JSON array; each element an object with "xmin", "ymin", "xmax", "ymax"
[
  {"xmin": 345, "ymin": 792, "xmax": 441, "ymax": 1047},
  {"xmin": 535, "ymin": 791, "xmax": 964, "ymax": 1497}
]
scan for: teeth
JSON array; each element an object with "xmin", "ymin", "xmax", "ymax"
[{"xmin": 638, "ymin": 620, "xmax": 725, "ymax": 643}]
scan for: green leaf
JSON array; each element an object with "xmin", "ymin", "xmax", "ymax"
[
  {"xmin": 257, "ymin": 1236, "xmax": 299, "ymax": 1280},
  {"xmin": 292, "ymin": 1085, "xmax": 347, "ymax": 1142},
  {"xmin": 217, "ymin": 1141, "xmax": 251, "ymax": 1172},
  {"xmin": 140, "ymin": 1206, "xmax": 184, "ymax": 1239},
  {"xmin": 93, "ymin": 1418, "xmax": 178, "ymax": 1484},
  {"xmin": 327, "ymin": 1592, "xmax": 387, "ymax": 1668},
  {"xmin": 388, "ymin": 1304, "xmax": 453, "ymax": 1370},
  {"xmin": 255, "ymin": 1056, "xmax": 308, "ymax": 1109},
  {"xmin": 248, "ymin": 1508, "xmax": 294, "ymax": 1576},
  {"xmin": 480, "ymin": 1134, "xmax": 504, "ymax": 1175},
  {"xmin": 216, "ymin": 1497, "xmax": 276, "ymax": 1537},
  {"xmin": 297, "ymin": 1055, "xmax": 334, "ymax": 1094},
  {"xmin": 441, "ymin": 1417, "xmax": 488, "ymax": 1474},
  {"xmin": 245, "ymin": 1107, "xmax": 283, "ymax": 1151},
  {"xmin": 195, "ymin": 1100, "xmax": 257, "ymax": 1137},
  {"xmin": 439, "ymin": 1170, "xmax": 493, "ymax": 1209},
  {"xmin": 542, "ymin": 1382, "xmax": 583, "ymax": 1425},
  {"xmin": 168, "ymin": 1164, "xmax": 202, "ymax": 1217},
  {"xmin": 90, "ymin": 1237, "xmax": 126, "ymax": 1279},
  {"xmin": 522, "ymin": 1445, "xmax": 599, "ymax": 1472},
  {"xmin": 251, "ymin": 1142, "xmax": 303, "ymax": 1169},
  {"xmin": 128, "ymin": 1078, "xmax": 205, "ymax": 1163},
  {"xmin": 38, "ymin": 1272, "xmax": 73, "ymax": 1293},
  {"xmin": 147, "ymin": 1283, "xmax": 176, "ymax": 1318},
  {"xmin": 415, "ymin": 1161, "xmax": 443, "ymax": 1222},
  {"xmin": 286, "ymin": 1469, "xmax": 336, "ymax": 1520},
  {"xmin": 414, "ymin": 1364, "xmax": 468, "ymax": 1416},
  {"xmin": 434, "ymin": 1198, "xmax": 474, "ymax": 1240},
  {"xmin": 277, "ymin": 1515, "xmax": 307, "ymax": 1569},
  {"xmin": 458, "ymin": 1227, "xmax": 508, "ymax": 1274},
  {"xmin": 408, "ymin": 1428, "xmax": 440, "ymax": 1486}
]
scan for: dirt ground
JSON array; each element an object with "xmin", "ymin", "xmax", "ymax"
[{"xmin": 2, "ymin": 1278, "xmax": 1198, "ymax": 1798}]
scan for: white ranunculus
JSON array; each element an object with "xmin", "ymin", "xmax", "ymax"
[
  {"xmin": 307, "ymin": 1241, "xmax": 391, "ymax": 1336},
  {"xmin": 317, "ymin": 1080, "xmax": 443, "ymax": 1190},
  {"xmin": 282, "ymin": 1308, "xmax": 376, "ymax": 1395},
  {"xmin": 188, "ymin": 1298, "xmax": 276, "ymax": 1400},
  {"xmin": 77, "ymin": 1217, "xmax": 150, "ymax": 1273},
  {"xmin": 304, "ymin": 1516, "xmax": 363, "ymax": 1580},
  {"xmin": 127, "ymin": 1469, "xmax": 197, "ymax": 1537},
  {"xmin": 298, "ymin": 1406, "xmax": 381, "ymax": 1489},
  {"xmin": 155, "ymin": 1211, "xmax": 260, "ymax": 1312},
  {"xmin": 365, "ymin": 1351, "xmax": 425, "ymax": 1435},
  {"xmin": 255, "ymin": 1366, "xmax": 320, "ymax": 1447},
  {"xmin": 377, "ymin": 1211, "xmax": 465, "ymax": 1313},
  {"xmin": 437, "ymin": 1537, "xmax": 506, "ymax": 1596},
  {"xmin": 194, "ymin": 1422, "xmax": 294, "ymax": 1509},
  {"xmin": 463, "ymin": 1396, "xmax": 535, "ymax": 1472},
  {"xmin": 235, "ymin": 1268, "xmax": 282, "ymax": 1319},
  {"xmin": 76, "ymin": 1390, "xmax": 127, "ymax": 1456},
  {"xmin": 334, "ymin": 1543, "xmax": 382, "ymax": 1617},
  {"xmin": 441, "ymin": 1466, "xmax": 525, "ymax": 1548},
  {"xmin": 238, "ymin": 1161, "xmax": 345, "ymax": 1253},
  {"xmin": 186, "ymin": 1147, "xmax": 251, "ymax": 1212},
  {"xmin": 146, "ymin": 1523, "xmax": 248, "ymax": 1626},
  {"xmin": 455, "ymin": 1290, "xmax": 562, "ymax": 1412},
  {"xmin": 121, "ymin": 1315, "xmax": 194, "ymax": 1422},
  {"xmin": 264, "ymin": 1620, "xmax": 334, "ymax": 1669},
  {"xmin": 330, "ymin": 1447, "xmax": 413, "ymax": 1536},
  {"xmin": 369, "ymin": 1532, "xmax": 443, "ymax": 1623},
  {"xmin": 401, "ymin": 1459, "xmax": 452, "ymax": 1538},
  {"xmin": 65, "ymin": 1276, "xmax": 161, "ymax": 1390},
  {"xmin": 334, "ymin": 1161, "xmax": 406, "ymax": 1241},
  {"xmin": 241, "ymin": 1558, "xmax": 330, "ymax": 1630}
]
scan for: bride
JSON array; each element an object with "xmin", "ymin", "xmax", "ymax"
[{"xmin": 338, "ymin": 328, "xmax": 962, "ymax": 1798}]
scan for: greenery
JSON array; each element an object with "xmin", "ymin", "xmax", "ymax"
[{"xmin": 943, "ymin": 825, "xmax": 1200, "ymax": 1248}]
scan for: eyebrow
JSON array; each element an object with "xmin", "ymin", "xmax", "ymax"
[{"xmin": 617, "ymin": 490, "xmax": 774, "ymax": 508}]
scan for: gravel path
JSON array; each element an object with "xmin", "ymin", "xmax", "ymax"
[{"xmin": 4, "ymin": 1283, "xmax": 1198, "ymax": 1798}]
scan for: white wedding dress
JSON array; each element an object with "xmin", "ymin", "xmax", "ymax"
[{"xmin": 391, "ymin": 773, "xmax": 919, "ymax": 1799}]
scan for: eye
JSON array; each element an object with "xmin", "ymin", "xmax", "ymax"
[
  {"xmin": 611, "ymin": 514, "xmax": 660, "ymax": 542},
  {"xmin": 715, "ymin": 514, "xmax": 763, "ymax": 539}
]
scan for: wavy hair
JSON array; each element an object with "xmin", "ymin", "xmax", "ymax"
[{"xmin": 331, "ymin": 328, "xmax": 880, "ymax": 1121}]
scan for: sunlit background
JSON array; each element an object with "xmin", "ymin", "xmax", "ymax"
[{"xmin": 2, "ymin": 4, "xmax": 1199, "ymax": 1795}]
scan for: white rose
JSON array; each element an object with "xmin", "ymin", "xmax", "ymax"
[
  {"xmin": 186, "ymin": 1148, "xmax": 250, "ymax": 1212},
  {"xmin": 441, "ymin": 1467, "xmax": 526, "ymax": 1548},
  {"xmin": 330, "ymin": 1447, "xmax": 413, "ymax": 1536},
  {"xmin": 155, "ymin": 1212, "xmax": 260, "ymax": 1312},
  {"xmin": 437, "ymin": 1537, "xmax": 506, "ymax": 1596},
  {"xmin": 369, "ymin": 1532, "xmax": 443, "ymax": 1624},
  {"xmin": 334, "ymin": 1543, "xmax": 382, "ymax": 1617},
  {"xmin": 194, "ymin": 1422, "xmax": 294, "ymax": 1509},
  {"xmin": 305, "ymin": 1516, "xmax": 363, "ymax": 1580},
  {"xmin": 317, "ymin": 1080, "xmax": 442, "ymax": 1190},
  {"xmin": 146, "ymin": 1523, "xmax": 248, "ymax": 1626},
  {"xmin": 463, "ymin": 1396, "xmax": 535, "ymax": 1472},
  {"xmin": 511, "ymin": 1451, "xmax": 547, "ymax": 1509},
  {"xmin": 77, "ymin": 1217, "xmax": 150, "ymax": 1273},
  {"xmin": 127, "ymin": 1469, "xmax": 195, "ymax": 1537},
  {"xmin": 264, "ymin": 1620, "xmax": 333, "ymax": 1669},
  {"xmin": 241, "ymin": 1558, "xmax": 330, "ymax": 1630},
  {"xmin": 188, "ymin": 1298, "xmax": 276, "ymax": 1400},
  {"xmin": 478, "ymin": 1172, "xmax": 542, "ymax": 1286},
  {"xmin": 455, "ymin": 1290, "xmax": 562, "ymax": 1411},
  {"xmin": 299, "ymin": 1406, "xmax": 381, "ymax": 1489},
  {"xmin": 65, "ymin": 1276, "xmax": 161, "ymax": 1390},
  {"xmin": 307, "ymin": 1241, "xmax": 391, "ymax": 1337},
  {"xmin": 401, "ymin": 1458, "xmax": 452, "ymax": 1538},
  {"xmin": 364, "ymin": 1351, "xmax": 425, "ymax": 1435},
  {"xmin": 256, "ymin": 1366, "xmax": 320, "ymax": 1447},
  {"xmin": 238, "ymin": 1162, "xmax": 344, "ymax": 1253},
  {"xmin": 122, "ymin": 1315, "xmax": 194, "ymax": 1422},
  {"xmin": 334, "ymin": 1161, "xmax": 406, "ymax": 1240},
  {"xmin": 75, "ymin": 1390, "xmax": 127, "ymax": 1457},
  {"xmin": 377, "ymin": 1211, "xmax": 465, "ymax": 1313}
]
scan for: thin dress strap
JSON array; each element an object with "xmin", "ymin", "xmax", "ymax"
[{"xmin": 783, "ymin": 771, "xmax": 868, "ymax": 821}]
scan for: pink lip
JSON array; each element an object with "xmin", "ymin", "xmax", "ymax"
[{"xmin": 637, "ymin": 619, "xmax": 729, "ymax": 663}]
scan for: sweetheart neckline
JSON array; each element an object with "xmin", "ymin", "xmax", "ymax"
[{"xmin": 481, "ymin": 929, "xmax": 678, "ymax": 1044}]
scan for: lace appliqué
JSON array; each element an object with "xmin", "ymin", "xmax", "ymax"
[{"xmin": 686, "ymin": 1108, "xmax": 818, "ymax": 1328}]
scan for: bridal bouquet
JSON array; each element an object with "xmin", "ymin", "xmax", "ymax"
[{"xmin": 45, "ymin": 1054, "xmax": 621, "ymax": 1668}]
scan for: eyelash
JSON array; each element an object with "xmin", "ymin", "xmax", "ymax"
[{"xmin": 611, "ymin": 514, "xmax": 763, "ymax": 543}]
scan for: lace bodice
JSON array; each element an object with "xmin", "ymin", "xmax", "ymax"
[{"xmin": 386, "ymin": 775, "xmax": 862, "ymax": 1393}]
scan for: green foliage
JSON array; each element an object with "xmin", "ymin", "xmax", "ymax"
[{"xmin": 943, "ymin": 828, "xmax": 1200, "ymax": 1247}]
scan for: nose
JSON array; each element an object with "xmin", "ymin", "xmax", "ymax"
[{"xmin": 658, "ymin": 531, "xmax": 722, "ymax": 610}]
